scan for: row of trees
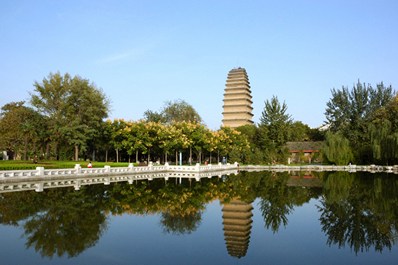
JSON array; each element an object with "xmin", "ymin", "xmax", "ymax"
[
  {"xmin": 0, "ymin": 72, "xmax": 396, "ymax": 165},
  {"xmin": 0, "ymin": 72, "xmax": 320, "ymax": 164}
]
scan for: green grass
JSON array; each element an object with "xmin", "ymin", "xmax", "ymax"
[{"xmin": 0, "ymin": 160, "xmax": 132, "ymax": 171}]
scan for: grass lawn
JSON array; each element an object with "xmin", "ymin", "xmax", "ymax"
[{"xmin": 0, "ymin": 160, "xmax": 132, "ymax": 170}]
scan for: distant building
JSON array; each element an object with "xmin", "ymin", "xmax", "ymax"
[
  {"xmin": 285, "ymin": 141, "xmax": 324, "ymax": 164},
  {"xmin": 222, "ymin": 68, "xmax": 254, "ymax": 128}
]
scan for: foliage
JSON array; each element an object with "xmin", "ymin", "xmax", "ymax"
[
  {"xmin": 0, "ymin": 72, "xmax": 329, "ymax": 165},
  {"xmin": 260, "ymin": 96, "xmax": 292, "ymax": 147},
  {"xmin": 324, "ymin": 81, "xmax": 395, "ymax": 163},
  {"xmin": 0, "ymin": 160, "xmax": 131, "ymax": 170},
  {"xmin": 144, "ymin": 99, "xmax": 202, "ymax": 124},
  {"xmin": 319, "ymin": 171, "xmax": 398, "ymax": 254},
  {"xmin": 322, "ymin": 131, "xmax": 353, "ymax": 165},
  {"xmin": 30, "ymin": 72, "xmax": 109, "ymax": 161}
]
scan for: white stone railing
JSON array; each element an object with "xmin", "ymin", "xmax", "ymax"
[
  {"xmin": 0, "ymin": 168, "xmax": 239, "ymax": 193},
  {"xmin": 0, "ymin": 162, "xmax": 238, "ymax": 179}
]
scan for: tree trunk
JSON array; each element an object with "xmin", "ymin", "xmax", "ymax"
[
  {"xmin": 45, "ymin": 142, "xmax": 50, "ymax": 160},
  {"xmin": 54, "ymin": 142, "xmax": 59, "ymax": 160},
  {"xmin": 136, "ymin": 150, "xmax": 139, "ymax": 163},
  {"xmin": 116, "ymin": 149, "xmax": 119, "ymax": 163},
  {"xmin": 74, "ymin": 145, "xmax": 79, "ymax": 161},
  {"xmin": 23, "ymin": 135, "xmax": 28, "ymax": 161},
  {"xmin": 189, "ymin": 146, "xmax": 192, "ymax": 165},
  {"xmin": 105, "ymin": 149, "xmax": 108, "ymax": 162}
]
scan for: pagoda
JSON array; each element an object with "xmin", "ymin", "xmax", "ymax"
[{"xmin": 222, "ymin": 67, "xmax": 254, "ymax": 128}]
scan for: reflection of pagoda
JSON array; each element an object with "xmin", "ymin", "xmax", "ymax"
[{"xmin": 221, "ymin": 199, "xmax": 253, "ymax": 258}]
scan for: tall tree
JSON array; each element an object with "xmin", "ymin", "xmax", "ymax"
[
  {"xmin": 324, "ymin": 81, "xmax": 395, "ymax": 163},
  {"xmin": 0, "ymin": 101, "xmax": 45, "ymax": 160},
  {"xmin": 260, "ymin": 96, "xmax": 292, "ymax": 147},
  {"xmin": 30, "ymin": 72, "xmax": 109, "ymax": 160}
]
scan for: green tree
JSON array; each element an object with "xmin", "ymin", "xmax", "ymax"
[
  {"xmin": 324, "ymin": 81, "xmax": 394, "ymax": 162},
  {"xmin": 144, "ymin": 99, "xmax": 202, "ymax": 124},
  {"xmin": 162, "ymin": 99, "xmax": 202, "ymax": 124},
  {"xmin": 0, "ymin": 101, "xmax": 45, "ymax": 160},
  {"xmin": 30, "ymin": 72, "xmax": 109, "ymax": 160},
  {"xmin": 260, "ymin": 96, "xmax": 292, "ymax": 147},
  {"xmin": 143, "ymin": 110, "xmax": 165, "ymax": 123},
  {"xmin": 322, "ymin": 131, "xmax": 353, "ymax": 165},
  {"xmin": 259, "ymin": 96, "xmax": 292, "ymax": 163},
  {"xmin": 289, "ymin": 121, "xmax": 311, "ymax": 141},
  {"xmin": 109, "ymin": 119, "xmax": 128, "ymax": 163}
]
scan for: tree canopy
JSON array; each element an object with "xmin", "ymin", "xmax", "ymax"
[
  {"xmin": 324, "ymin": 81, "xmax": 396, "ymax": 164},
  {"xmin": 30, "ymin": 72, "xmax": 110, "ymax": 160},
  {"xmin": 143, "ymin": 99, "xmax": 202, "ymax": 124}
]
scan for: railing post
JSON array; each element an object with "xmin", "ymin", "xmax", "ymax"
[
  {"xmin": 128, "ymin": 163, "xmax": 134, "ymax": 171},
  {"xmin": 35, "ymin": 182, "xmax": 44, "ymax": 192},
  {"xmin": 195, "ymin": 163, "xmax": 200, "ymax": 171},
  {"xmin": 36, "ymin": 167, "xmax": 45, "ymax": 176},
  {"xmin": 74, "ymin": 164, "xmax": 81, "ymax": 174},
  {"xmin": 104, "ymin": 165, "xmax": 111, "ymax": 173}
]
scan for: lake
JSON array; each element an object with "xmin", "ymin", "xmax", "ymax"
[{"xmin": 1, "ymin": 170, "xmax": 398, "ymax": 265}]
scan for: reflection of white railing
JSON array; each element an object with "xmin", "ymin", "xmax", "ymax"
[
  {"xmin": 241, "ymin": 164, "xmax": 398, "ymax": 173},
  {"xmin": 0, "ymin": 162, "xmax": 239, "ymax": 193}
]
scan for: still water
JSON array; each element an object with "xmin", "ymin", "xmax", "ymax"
[{"xmin": 1, "ymin": 170, "xmax": 398, "ymax": 265}]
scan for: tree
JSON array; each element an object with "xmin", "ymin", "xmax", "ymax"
[
  {"xmin": 143, "ymin": 110, "xmax": 165, "ymax": 123},
  {"xmin": 259, "ymin": 96, "xmax": 292, "ymax": 163},
  {"xmin": 260, "ymin": 96, "xmax": 292, "ymax": 147},
  {"xmin": 143, "ymin": 99, "xmax": 202, "ymax": 124},
  {"xmin": 289, "ymin": 121, "xmax": 311, "ymax": 141},
  {"xmin": 322, "ymin": 132, "xmax": 353, "ymax": 165},
  {"xmin": 325, "ymin": 82, "xmax": 394, "ymax": 143},
  {"xmin": 30, "ymin": 72, "xmax": 109, "ymax": 160},
  {"xmin": 324, "ymin": 81, "xmax": 395, "ymax": 163},
  {"xmin": 0, "ymin": 101, "xmax": 45, "ymax": 160},
  {"xmin": 109, "ymin": 119, "xmax": 128, "ymax": 163}
]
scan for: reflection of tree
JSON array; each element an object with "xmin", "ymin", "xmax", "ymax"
[
  {"xmin": 259, "ymin": 199, "xmax": 292, "ymax": 232},
  {"xmin": 108, "ymin": 178, "xmax": 212, "ymax": 235},
  {"xmin": 23, "ymin": 188, "xmax": 108, "ymax": 257},
  {"xmin": 0, "ymin": 192, "xmax": 44, "ymax": 225},
  {"xmin": 161, "ymin": 211, "xmax": 202, "ymax": 235},
  {"xmin": 257, "ymin": 172, "xmax": 320, "ymax": 232},
  {"xmin": 318, "ymin": 171, "xmax": 398, "ymax": 254},
  {"xmin": 0, "ymin": 186, "xmax": 108, "ymax": 258}
]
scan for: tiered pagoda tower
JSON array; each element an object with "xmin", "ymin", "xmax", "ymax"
[
  {"xmin": 222, "ymin": 67, "xmax": 254, "ymax": 128},
  {"xmin": 221, "ymin": 199, "xmax": 253, "ymax": 258}
]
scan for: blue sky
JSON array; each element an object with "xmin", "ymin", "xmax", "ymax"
[{"xmin": 1, "ymin": 0, "xmax": 397, "ymax": 129}]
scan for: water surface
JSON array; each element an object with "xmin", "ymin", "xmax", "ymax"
[{"xmin": 1, "ymin": 170, "xmax": 397, "ymax": 264}]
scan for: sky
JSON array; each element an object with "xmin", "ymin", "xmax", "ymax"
[{"xmin": 1, "ymin": 0, "xmax": 397, "ymax": 130}]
